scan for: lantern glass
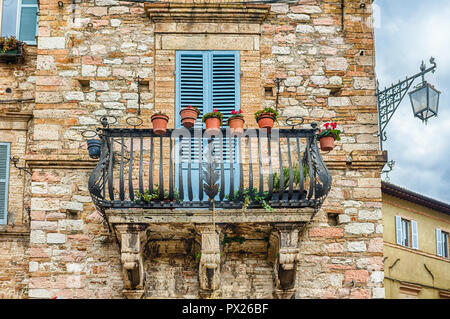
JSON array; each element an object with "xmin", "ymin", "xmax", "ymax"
[
  {"xmin": 409, "ymin": 84, "xmax": 428, "ymax": 115},
  {"xmin": 428, "ymin": 84, "xmax": 440, "ymax": 114},
  {"xmin": 409, "ymin": 82, "xmax": 440, "ymax": 121}
]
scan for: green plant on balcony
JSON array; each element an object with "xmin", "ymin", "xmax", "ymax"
[
  {"xmin": 135, "ymin": 186, "xmax": 180, "ymax": 203},
  {"xmin": 272, "ymin": 165, "xmax": 309, "ymax": 192},
  {"xmin": 226, "ymin": 188, "xmax": 273, "ymax": 212}
]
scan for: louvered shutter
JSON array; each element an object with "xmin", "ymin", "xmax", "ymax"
[
  {"xmin": 411, "ymin": 220, "xmax": 418, "ymax": 250},
  {"xmin": 0, "ymin": 143, "xmax": 10, "ymax": 225},
  {"xmin": 436, "ymin": 228, "xmax": 443, "ymax": 257},
  {"xmin": 210, "ymin": 51, "xmax": 240, "ymax": 165},
  {"xmin": 395, "ymin": 216, "xmax": 403, "ymax": 245},
  {"xmin": 176, "ymin": 51, "xmax": 208, "ymax": 164},
  {"xmin": 19, "ymin": 2, "xmax": 38, "ymax": 43}
]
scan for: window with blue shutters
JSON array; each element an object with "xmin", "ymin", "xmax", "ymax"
[
  {"xmin": 175, "ymin": 50, "xmax": 240, "ymax": 200},
  {"xmin": 1, "ymin": 0, "xmax": 38, "ymax": 44},
  {"xmin": 0, "ymin": 143, "xmax": 10, "ymax": 225},
  {"xmin": 436, "ymin": 228, "xmax": 449, "ymax": 258},
  {"xmin": 395, "ymin": 215, "xmax": 418, "ymax": 249}
]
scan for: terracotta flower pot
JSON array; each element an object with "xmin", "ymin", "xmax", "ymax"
[
  {"xmin": 180, "ymin": 107, "xmax": 199, "ymax": 128},
  {"xmin": 256, "ymin": 113, "xmax": 275, "ymax": 129},
  {"xmin": 151, "ymin": 113, "xmax": 169, "ymax": 135},
  {"xmin": 228, "ymin": 117, "xmax": 245, "ymax": 136},
  {"xmin": 319, "ymin": 136, "xmax": 335, "ymax": 152},
  {"xmin": 205, "ymin": 117, "xmax": 221, "ymax": 134}
]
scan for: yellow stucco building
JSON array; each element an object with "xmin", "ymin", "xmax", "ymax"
[{"xmin": 382, "ymin": 182, "xmax": 450, "ymax": 299}]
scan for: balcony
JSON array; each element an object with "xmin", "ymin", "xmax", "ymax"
[
  {"xmin": 87, "ymin": 123, "xmax": 333, "ymax": 298},
  {"xmin": 88, "ymin": 125, "xmax": 332, "ymax": 213}
]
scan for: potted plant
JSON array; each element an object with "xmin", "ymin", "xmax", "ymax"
[
  {"xmin": 202, "ymin": 108, "xmax": 223, "ymax": 133},
  {"xmin": 180, "ymin": 105, "xmax": 200, "ymax": 128},
  {"xmin": 255, "ymin": 107, "xmax": 278, "ymax": 129},
  {"xmin": 87, "ymin": 139, "xmax": 102, "ymax": 159},
  {"xmin": 151, "ymin": 111, "xmax": 169, "ymax": 135},
  {"xmin": 0, "ymin": 36, "xmax": 22, "ymax": 55},
  {"xmin": 227, "ymin": 109, "xmax": 245, "ymax": 136},
  {"xmin": 318, "ymin": 122, "xmax": 341, "ymax": 151}
]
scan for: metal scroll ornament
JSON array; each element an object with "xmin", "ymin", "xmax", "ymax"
[
  {"xmin": 202, "ymin": 143, "xmax": 220, "ymax": 202},
  {"xmin": 310, "ymin": 134, "xmax": 332, "ymax": 207},
  {"xmin": 88, "ymin": 134, "xmax": 110, "ymax": 214}
]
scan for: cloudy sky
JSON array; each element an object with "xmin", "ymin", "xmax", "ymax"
[{"xmin": 374, "ymin": 0, "xmax": 450, "ymax": 203}]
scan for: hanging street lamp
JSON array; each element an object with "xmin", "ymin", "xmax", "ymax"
[
  {"xmin": 409, "ymin": 80, "xmax": 441, "ymax": 123},
  {"xmin": 376, "ymin": 57, "xmax": 440, "ymax": 150}
]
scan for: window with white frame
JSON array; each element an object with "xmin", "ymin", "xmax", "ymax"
[
  {"xmin": 436, "ymin": 228, "xmax": 449, "ymax": 258},
  {"xmin": 1, "ymin": 0, "xmax": 39, "ymax": 44},
  {"xmin": 395, "ymin": 216, "xmax": 418, "ymax": 249}
]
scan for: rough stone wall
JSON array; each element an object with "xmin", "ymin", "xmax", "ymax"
[
  {"xmin": 0, "ymin": 0, "xmax": 385, "ymax": 298},
  {"xmin": 0, "ymin": 235, "xmax": 29, "ymax": 298},
  {"xmin": 0, "ymin": 44, "xmax": 36, "ymax": 298}
]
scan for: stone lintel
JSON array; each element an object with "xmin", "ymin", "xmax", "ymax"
[
  {"xmin": 25, "ymin": 155, "xmax": 98, "ymax": 169},
  {"xmin": 145, "ymin": 3, "xmax": 270, "ymax": 24},
  {"xmin": 160, "ymin": 34, "xmax": 257, "ymax": 51},
  {"xmin": 323, "ymin": 150, "xmax": 387, "ymax": 170},
  {"xmin": 0, "ymin": 112, "xmax": 33, "ymax": 131}
]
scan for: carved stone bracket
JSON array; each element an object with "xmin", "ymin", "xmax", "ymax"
[
  {"xmin": 273, "ymin": 223, "xmax": 301, "ymax": 299},
  {"xmin": 196, "ymin": 224, "xmax": 221, "ymax": 298},
  {"xmin": 114, "ymin": 223, "xmax": 148, "ymax": 299}
]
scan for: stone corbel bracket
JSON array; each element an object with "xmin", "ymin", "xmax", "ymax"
[
  {"xmin": 115, "ymin": 223, "xmax": 148, "ymax": 299},
  {"xmin": 196, "ymin": 224, "xmax": 221, "ymax": 298},
  {"xmin": 272, "ymin": 223, "xmax": 302, "ymax": 299}
]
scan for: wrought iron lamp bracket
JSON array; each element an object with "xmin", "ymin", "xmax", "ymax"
[
  {"xmin": 376, "ymin": 57, "xmax": 437, "ymax": 149},
  {"xmin": 10, "ymin": 156, "xmax": 32, "ymax": 176}
]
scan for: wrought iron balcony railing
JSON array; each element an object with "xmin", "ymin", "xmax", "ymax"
[{"xmin": 88, "ymin": 126, "xmax": 332, "ymax": 212}]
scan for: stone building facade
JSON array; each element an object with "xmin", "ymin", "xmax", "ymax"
[{"xmin": 0, "ymin": 0, "xmax": 386, "ymax": 299}]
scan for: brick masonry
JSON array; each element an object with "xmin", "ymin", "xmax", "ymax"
[{"xmin": 0, "ymin": 0, "xmax": 385, "ymax": 299}]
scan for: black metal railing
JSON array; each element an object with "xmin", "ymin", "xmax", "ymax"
[{"xmin": 88, "ymin": 126, "xmax": 332, "ymax": 211}]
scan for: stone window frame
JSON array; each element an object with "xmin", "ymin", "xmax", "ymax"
[
  {"xmin": 398, "ymin": 283, "xmax": 421, "ymax": 299},
  {"xmin": 153, "ymin": 25, "xmax": 262, "ymax": 129},
  {"xmin": 0, "ymin": 112, "xmax": 32, "ymax": 232}
]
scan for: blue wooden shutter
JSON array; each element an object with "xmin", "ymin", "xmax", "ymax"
[
  {"xmin": 211, "ymin": 51, "xmax": 240, "ymax": 123},
  {"xmin": 210, "ymin": 51, "xmax": 240, "ymax": 164},
  {"xmin": 175, "ymin": 51, "xmax": 208, "ymax": 164},
  {"xmin": 436, "ymin": 228, "xmax": 443, "ymax": 257},
  {"xmin": 395, "ymin": 216, "xmax": 403, "ymax": 245},
  {"xmin": 0, "ymin": 143, "xmax": 10, "ymax": 225},
  {"xmin": 1, "ymin": 0, "xmax": 18, "ymax": 37},
  {"xmin": 411, "ymin": 220, "xmax": 418, "ymax": 250},
  {"xmin": 18, "ymin": 0, "xmax": 38, "ymax": 44}
]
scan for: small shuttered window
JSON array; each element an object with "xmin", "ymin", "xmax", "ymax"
[
  {"xmin": 1, "ymin": 0, "xmax": 38, "ymax": 44},
  {"xmin": 0, "ymin": 143, "xmax": 10, "ymax": 225},
  {"xmin": 395, "ymin": 216, "xmax": 418, "ymax": 249},
  {"xmin": 436, "ymin": 228, "xmax": 449, "ymax": 258}
]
